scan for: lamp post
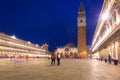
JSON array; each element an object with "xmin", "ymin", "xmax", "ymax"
[
  {"xmin": 28, "ymin": 41, "xmax": 31, "ymax": 44},
  {"xmin": 36, "ymin": 44, "xmax": 38, "ymax": 47}
]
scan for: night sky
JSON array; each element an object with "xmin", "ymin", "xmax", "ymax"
[{"xmin": 0, "ymin": 0, "xmax": 103, "ymax": 51}]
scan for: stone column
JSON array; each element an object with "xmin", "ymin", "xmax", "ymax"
[
  {"xmin": 115, "ymin": 41, "xmax": 119, "ymax": 60},
  {"xmin": 111, "ymin": 43, "xmax": 114, "ymax": 59},
  {"xmin": 118, "ymin": 40, "xmax": 120, "ymax": 61},
  {"xmin": 108, "ymin": 45, "xmax": 111, "ymax": 55}
]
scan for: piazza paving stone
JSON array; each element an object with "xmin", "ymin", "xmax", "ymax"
[{"xmin": 0, "ymin": 58, "xmax": 120, "ymax": 80}]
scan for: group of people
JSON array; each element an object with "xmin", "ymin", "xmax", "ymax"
[{"xmin": 51, "ymin": 53, "xmax": 61, "ymax": 66}]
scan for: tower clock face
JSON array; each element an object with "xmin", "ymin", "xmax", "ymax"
[
  {"xmin": 80, "ymin": 19, "xmax": 83, "ymax": 23},
  {"xmin": 78, "ymin": 17, "xmax": 86, "ymax": 26}
]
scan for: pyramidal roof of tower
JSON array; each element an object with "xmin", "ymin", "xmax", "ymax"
[{"xmin": 79, "ymin": 0, "xmax": 85, "ymax": 12}]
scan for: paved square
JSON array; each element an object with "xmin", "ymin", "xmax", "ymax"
[{"xmin": 0, "ymin": 58, "xmax": 120, "ymax": 80}]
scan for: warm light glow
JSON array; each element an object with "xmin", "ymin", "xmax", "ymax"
[
  {"xmin": 28, "ymin": 41, "xmax": 31, "ymax": 44},
  {"xmin": 11, "ymin": 35, "xmax": 16, "ymax": 39},
  {"xmin": 96, "ymin": 32, "xmax": 99, "ymax": 36},
  {"xmin": 92, "ymin": 25, "xmax": 111, "ymax": 52},
  {"xmin": 92, "ymin": 52, "xmax": 99, "ymax": 59},
  {"xmin": 36, "ymin": 44, "xmax": 38, "ymax": 46},
  {"xmin": 111, "ymin": 44, "xmax": 114, "ymax": 59},
  {"xmin": 115, "ymin": 41, "xmax": 119, "ymax": 59},
  {"xmin": 116, "ymin": 17, "xmax": 120, "ymax": 25},
  {"xmin": 79, "ymin": 51, "xmax": 87, "ymax": 57},
  {"xmin": 102, "ymin": 12, "xmax": 109, "ymax": 21}
]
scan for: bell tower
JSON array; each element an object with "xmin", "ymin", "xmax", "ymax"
[{"xmin": 77, "ymin": 0, "xmax": 87, "ymax": 57}]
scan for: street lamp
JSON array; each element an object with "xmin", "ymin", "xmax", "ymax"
[
  {"xmin": 101, "ymin": 11, "xmax": 109, "ymax": 21},
  {"xmin": 36, "ymin": 44, "xmax": 38, "ymax": 47},
  {"xmin": 28, "ymin": 41, "xmax": 31, "ymax": 44},
  {"xmin": 116, "ymin": 17, "xmax": 120, "ymax": 25},
  {"xmin": 11, "ymin": 35, "xmax": 16, "ymax": 39}
]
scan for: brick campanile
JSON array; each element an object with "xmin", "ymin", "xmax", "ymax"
[{"xmin": 77, "ymin": 1, "xmax": 87, "ymax": 57}]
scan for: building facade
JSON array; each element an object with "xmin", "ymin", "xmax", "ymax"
[
  {"xmin": 0, "ymin": 33, "xmax": 48, "ymax": 58},
  {"xmin": 92, "ymin": 0, "xmax": 120, "ymax": 62},
  {"xmin": 55, "ymin": 43, "xmax": 78, "ymax": 58},
  {"xmin": 77, "ymin": 1, "xmax": 87, "ymax": 57}
]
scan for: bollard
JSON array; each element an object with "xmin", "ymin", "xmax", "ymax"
[{"xmin": 114, "ymin": 59, "xmax": 118, "ymax": 65}]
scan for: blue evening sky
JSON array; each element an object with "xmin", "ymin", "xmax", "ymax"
[{"xmin": 0, "ymin": 0, "xmax": 103, "ymax": 51}]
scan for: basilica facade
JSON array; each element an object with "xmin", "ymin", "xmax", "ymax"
[{"xmin": 55, "ymin": 43, "xmax": 78, "ymax": 58}]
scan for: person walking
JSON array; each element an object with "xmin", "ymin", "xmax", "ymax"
[
  {"xmin": 25, "ymin": 55, "xmax": 29, "ymax": 60},
  {"xmin": 108, "ymin": 54, "xmax": 111, "ymax": 63},
  {"xmin": 56, "ymin": 53, "xmax": 61, "ymax": 65},
  {"xmin": 51, "ymin": 53, "xmax": 56, "ymax": 65}
]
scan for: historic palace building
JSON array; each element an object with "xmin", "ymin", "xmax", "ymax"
[
  {"xmin": 77, "ymin": 1, "xmax": 87, "ymax": 57},
  {"xmin": 0, "ymin": 33, "xmax": 48, "ymax": 58},
  {"xmin": 92, "ymin": 0, "xmax": 120, "ymax": 62}
]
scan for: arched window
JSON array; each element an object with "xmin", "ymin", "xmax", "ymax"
[{"xmin": 65, "ymin": 48, "xmax": 69, "ymax": 51}]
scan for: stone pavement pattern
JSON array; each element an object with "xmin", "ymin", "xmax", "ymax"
[{"xmin": 0, "ymin": 58, "xmax": 120, "ymax": 80}]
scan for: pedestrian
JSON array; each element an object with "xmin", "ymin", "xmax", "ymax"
[
  {"xmin": 100, "ymin": 57, "xmax": 103, "ymax": 61},
  {"xmin": 51, "ymin": 53, "xmax": 56, "ymax": 65},
  {"xmin": 26, "ymin": 55, "xmax": 29, "ymax": 60},
  {"xmin": 56, "ymin": 53, "xmax": 61, "ymax": 65},
  {"xmin": 108, "ymin": 54, "xmax": 111, "ymax": 63}
]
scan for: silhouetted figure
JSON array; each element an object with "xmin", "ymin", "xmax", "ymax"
[
  {"xmin": 26, "ymin": 55, "xmax": 29, "ymax": 60},
  {"xmin": 56, "ymin": 53, "xmax": 61, "ymax": 65},
  {"xmin": 51, "ymin": 53, "xmax": 56, "ymax": 65},
  {"xmin": 108, "ymin": 54, "xmax": 111, "ymax": 63},
  {"xmin": 100, "ymin": 57, "xmax": 103, "ymax": 61}
]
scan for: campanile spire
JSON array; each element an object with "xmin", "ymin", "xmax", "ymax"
[{"xmin": 79, "ymin": 0, "xmax": 85, "ymax": 12}]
